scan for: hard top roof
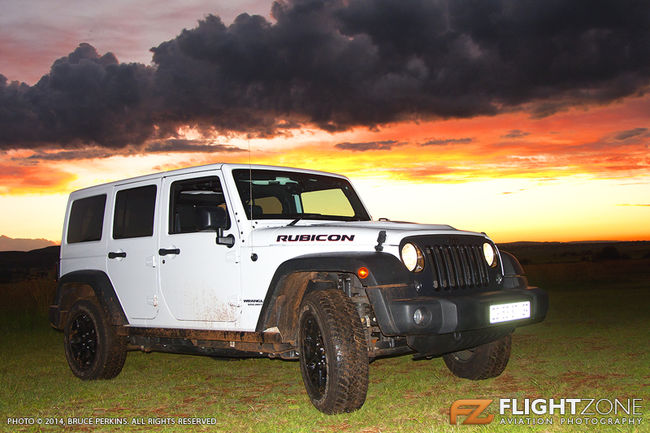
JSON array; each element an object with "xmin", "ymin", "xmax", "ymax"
[{"xmin": 69, "ymin": 163, "xmax": 349, "ymax": 194}]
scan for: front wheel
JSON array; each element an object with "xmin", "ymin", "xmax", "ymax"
[
  {"xmin": 443, "ymin": 334, "xmax": 511, "ymax": 380},
  {"xmin": 298, "ymin": 289, "xmax": 369, "ymax": 414},
  {"xmin": 64, "ymin": 299, "xmax": 127, "ymax": 380}
]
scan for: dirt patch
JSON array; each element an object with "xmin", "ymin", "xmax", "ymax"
[
  {"xmin": 489, "ymin": 373, "xmax": 538, "ymax": 395},
  {"xmin": 557, "ymin": 371, "xmax": 627, "ymax": 392}
]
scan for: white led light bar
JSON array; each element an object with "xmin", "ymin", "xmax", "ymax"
[{"xmin": 489, "ymin": 301, "xmax": 531, "ymax": 324}]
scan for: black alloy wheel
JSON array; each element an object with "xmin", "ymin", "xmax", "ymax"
[
  {"xmin": 298, "ymin": 289, "xmax": 369, "ymax": 414},
  {"xmin": 300, "ymin": 309, "xmax": 328, "ymax": 397},
  {"xmin": 68, "ymin": 311, "xmax": 98, "ymax": 372},
  {"xmin": 63, "ymin": 299, "xmax": 127, "ymax": 380}
]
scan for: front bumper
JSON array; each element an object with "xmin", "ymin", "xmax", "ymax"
[
  {"xmin": 366, "ymin": 285, "xmax": 548, "ymax": 357},
  {"xmin": 366, "ymin": 286, "xmax": 548, "ymax": 336}
]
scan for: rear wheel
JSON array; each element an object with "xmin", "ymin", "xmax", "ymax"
[
  {"xmin": 298, "ymin": 289, "xmax": 369, "ymax": 414},
  {"xmin": 64, "ymin": 299, "xmax": 126, "ymax": 380},
  {"xmin": 443, "ymin": 334, "xmax": 511, "ymax": 380}
]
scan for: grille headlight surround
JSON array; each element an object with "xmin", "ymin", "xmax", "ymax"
[
  {"xmin": 483, "ymin": 242, "xmax": 497, "ymax": 267},
  {"xmin": 401, "ymin": 242, "xmax": 425, "ymax": 272}
]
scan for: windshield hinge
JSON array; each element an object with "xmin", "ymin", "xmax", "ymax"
[{"xmin": 375, "ymin": 230, "xmax": 386, "ymax": 252}]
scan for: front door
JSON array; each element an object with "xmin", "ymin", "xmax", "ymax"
[
  {"xmin": 106, "ymin": 179, "xmax": 161, "ymax": 320},
  {"xmin": 158, "ymin": 172, "xmax": 241, "ymax": 326}
]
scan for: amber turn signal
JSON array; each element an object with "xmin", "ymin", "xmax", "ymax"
[{"xmin": 357, "ymin": 267, "xmax": 369, "ymax": 279}]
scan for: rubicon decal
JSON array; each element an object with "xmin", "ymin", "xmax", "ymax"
[{"xmin": 276, "ymin": 234, "xmax": 355, "ymax": 242}]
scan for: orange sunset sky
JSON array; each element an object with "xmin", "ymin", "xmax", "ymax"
[{"xmin": 1, "ymin": 0, "xmax": 649, "ymax": 245}]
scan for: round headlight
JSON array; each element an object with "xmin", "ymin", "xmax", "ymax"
[
  {"xmin": 483, "ymin": 242, "xmax": 497, "ymax": 267},
  {"xmin": 401, "ymin": 242, "xmax": 424, "ymax": 272}
]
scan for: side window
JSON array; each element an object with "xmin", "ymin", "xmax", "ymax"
[
  {"xmin": 67, "ymin": 194, "xmax": 107, "ymax": 243},
  {"xmin": 113, "ymin": 185, "xmax": 157, "ymax": 239},
  {"xmin": 169, "ymin": 177, "xmax": 230, "ymax": 234}
]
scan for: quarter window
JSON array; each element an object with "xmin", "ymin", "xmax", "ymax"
[{"xmin": 67, "ymin": 194, "xmax": 106, "ymax": 243}]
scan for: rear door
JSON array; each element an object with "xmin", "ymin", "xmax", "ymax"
[
  {"xmin": 158, "ymin": 172, "xmax": 241, "ymax": 326},
  {"xmin": 106, "ymin": 179, "xmax": 161, "ymax": 320}
]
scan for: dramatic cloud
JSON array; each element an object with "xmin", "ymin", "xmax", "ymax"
[
  {"xmin": 0, "ymin": 163, "xmax": 76, "ymax": 193},
  {"xmin": 23, "ymin": 139, "xmax": 244, "ymax": 161},
  {"xmin": 502, "ymin": 130, "xmax": 531, "ymax": 139},
  {"xmin": 335, "ymin": 140, "xmax": 404, "ymax": 151},
  {"xmin": 144, "ymin": 139, "xmax": 244, "ymax": 154},
  {"xmin": 2, "ymin": 0, "xmax": 650, "ymax": 150},
  {"xmin": 0, "ymin": 43, "xmax": 156, "ymax": 149},
  {"xmin": 422, "ymin": 137, "xmax": 473, "ymax": 146},
  {"xmin": 614, "ymin": 128, "xmax": 648, "ymax": 141}
]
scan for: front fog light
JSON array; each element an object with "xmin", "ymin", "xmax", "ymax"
[
  {"xmin": 413, "ymin": 308, "xmax": 425, "ymax": 325},
  {"xmin": 401, "ymin": 242, "xmax": 424, "ymax": 272},
  {"xmin": 483, "ymin": 242, "xmax": 497, "ymax": 267},
  {"xmin": 412, "ymin": 307, "xmax": 430, "ymax": 326}
]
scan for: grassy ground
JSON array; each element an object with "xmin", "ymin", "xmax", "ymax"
[{"xmin": 0, "ymin": 260, "xmax": 648, "ymax": 432}]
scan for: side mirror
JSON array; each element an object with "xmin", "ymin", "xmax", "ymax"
[
  {"xmin": 196, "ymin": 206, "xmax": 235, "ymax": 247},
  {"xmin": 216, "ymin": 227, "xmax": 235, "ymax": 248}
]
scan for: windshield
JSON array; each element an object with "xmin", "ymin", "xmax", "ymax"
[{"xmin": 232, "ymin": 169, "xmax": 371, "ymax": 221}]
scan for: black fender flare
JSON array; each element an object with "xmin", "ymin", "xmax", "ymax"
[
  {"xmin": 499, "ymin": 250, "xmax": 530, "ymax": 290},
  {"xmin": 49, "ymin": 270, "xmax": 128, "ymax": 329},
  {"xmin": 255, "ymin": 251, "xmax": 412, "ymax": 334}
]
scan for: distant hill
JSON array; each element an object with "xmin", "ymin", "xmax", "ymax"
[
  {"xmin": 498, "ymin": 240, "xmax": 650, "ymax": 264},
  {"xmin": 0, "ymin": 235, "xmax": 57, "ymax": 252},
  {"xmin": 0, "ymin": 246, "xmax": 60, "ymax": 283}
]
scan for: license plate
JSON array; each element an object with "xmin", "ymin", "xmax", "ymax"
[{"xmin": 489, "ymin": 301, "xmax": 531, "ymax": 324}]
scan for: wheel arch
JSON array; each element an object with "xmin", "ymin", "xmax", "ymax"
[
  {"xmin": 254, "ymin": 252, "xmax": 409, "ymax": 342},
  {"xmin": 499, "ymin": 250, "xmax": 530, "ymax": 290},
  {"xmin": 50, "ymin": 270, "xmax": 128, "ymax": 329}
]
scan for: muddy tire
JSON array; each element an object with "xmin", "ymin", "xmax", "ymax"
[
  {"xmin": 443, "ymin": 334, "xmax": 511, "ymax": 380},
  {"xmin": 298, "ymin": 289, "xmax": 369, "ymax": 414},
  {"xmin": 64, "ymin": 299, "xmax": 127, "ymax": 380}
]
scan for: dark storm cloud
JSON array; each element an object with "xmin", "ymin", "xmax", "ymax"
[
  {"xmin": 422, "ymin": 137, "xmax": 473, "ymax": 146},
  {"xmin": 335, "ymin": 140, "xmax": 403, "ymax": 151},
  {"xmin": 0, "ymin": 43, "xmax": 155, "ymax": 149},
  {"xmin": 2, "ymin": 0, "xmax": 650, "ymax": 150}
]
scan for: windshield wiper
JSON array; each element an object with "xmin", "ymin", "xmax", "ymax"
[{"xmin": 287, "ymin": 213, "xmax": 323, "ymax": 226}]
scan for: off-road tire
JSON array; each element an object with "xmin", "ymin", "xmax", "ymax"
[
  {"xmin": 298, "ymin": 289, "xmax": 369, "ymax": 414},
  {"xmin": 443, "ymin": 334, "xmax": 511, "ymax": 380},
  {"xmin": 64, "ymin": 299, "xmax": 127, "ymax": 380}
]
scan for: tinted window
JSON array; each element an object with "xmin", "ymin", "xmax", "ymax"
[
  {"xmin": 67, "ymin": 195, "xmax": 106, "ymax": 243},
  {"xmin": 169, "ymin": 177, "xmax": 230, "ymax": 234},
  {"xmin": 113, "ymin": 185, "xmax": 157, "ymax": 239}
]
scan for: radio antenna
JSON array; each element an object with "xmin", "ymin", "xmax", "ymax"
[
  {"xmin": 248, "ymin": 139, "xmax": 256, "ymax": 260},
  {"xmin": 248, "ymin": 139, "xmax": 253, "ymax": 220}
]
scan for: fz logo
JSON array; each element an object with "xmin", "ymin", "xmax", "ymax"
[{"xmin": 449, "ymin": 399, "xmax": 494, "ymax": 425}]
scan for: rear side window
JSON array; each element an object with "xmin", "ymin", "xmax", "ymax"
[
  {"xmin": 67, "ymin": 195, "xmax": 107, "ymax": 243},
  {"xmin": 113, "ymin": 185, "xmax": 157, "ymax": 239}
]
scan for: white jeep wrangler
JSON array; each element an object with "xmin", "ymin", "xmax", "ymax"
[{"xmin": 50, "ymin": 163, "xmax": 547, "ymax": 414}]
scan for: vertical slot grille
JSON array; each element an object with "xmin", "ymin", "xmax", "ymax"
[{"xmin": 427, "ymin": 244, "xmax": 490, "ymax": 291}]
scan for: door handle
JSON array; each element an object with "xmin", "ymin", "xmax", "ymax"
[
  {"xmin": 108, "ymin": 251, "xmax": 127, "ymax": 259},
  {"xmin": 158, "ymin": 248, "xmax": 180, "ymax": 256}
]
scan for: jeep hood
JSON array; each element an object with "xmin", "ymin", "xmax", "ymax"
[{"xmin": 248, "ymin": 220, "xmax": 489, "ymax": 248}]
